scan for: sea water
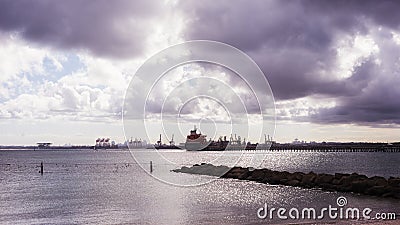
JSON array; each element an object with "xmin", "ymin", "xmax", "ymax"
[{"xmin": 0, "ymin": 150, "xmax": 399, "ymax": 224}]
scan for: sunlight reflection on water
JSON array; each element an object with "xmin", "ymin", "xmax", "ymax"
[{"xmin": 0, "ymin": 150, "xmax": 399, "ymax": 224}]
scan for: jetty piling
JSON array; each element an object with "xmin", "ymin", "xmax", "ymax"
[{"xmin": 40, "ymin": 162, "xmax": 43, "ymax": 175}]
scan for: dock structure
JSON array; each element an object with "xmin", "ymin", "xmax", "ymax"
[{"xmin": 36, "ymin": 142, "xmax": 52, "ymax": 148}]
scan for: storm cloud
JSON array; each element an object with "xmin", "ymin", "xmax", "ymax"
[
  {"xmin": 0, "ymin": 0, "xmax": 162, "ymax": 58},
  {"xmin": 180, "ymin": 0, "xmax": 400, "ymax": 125},
  {"xmin": 0, "ymin": 0, "xmax": 400, "ymax": 127}
]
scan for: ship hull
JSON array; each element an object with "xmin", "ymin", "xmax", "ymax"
[
  {"xmin": 185, "ymin": 142, "xmax": 259, "ymax": 151},
  {"xmin": 185, "ymin": 141, "xmax": 229, "ymax": 151},
  {"xmin": 154, "ymin": 145, "xmax": 181, "ymax": 150}
]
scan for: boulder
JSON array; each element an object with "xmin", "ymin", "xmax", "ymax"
[
  {"xmin": 388, "ymin": 177, "xmax": 400, "ymax": 187},
  {"xmin": 315, "ymin": 174, "xmax": 334, "ymax": 184},
  {"xmin": 260, "ymin": 177, "xmax": 271, "ymax": 184},
  {"xmin": 237, "ymin": 169, "xmax": 251, "ymax": 180},
  {"xmin": 267, "ymin": 178, "xmax": 281, "ymax": 185},
  {"xmin": 382, "ymin": 186, "xmax": 400, "ymax": 195},
  {"xmin": 267, "ymin": 173, "xmax": 284, "ymax": 185},
  {"xmin": 279, "ymin": 179, "xmax": 289, "ymax": 185},
  {"xmin": 336, "ymin": 184, "xmax": 352, "ymax": 192},
  {"xmin": 350, "ymin": 179, "xmax": 370, "ymax": 193},
  {"xmin": 286, "ymin": 179, "xmax": 300, "ymax": 186},
  {"xmin": 338, "ymin": 175, "xmax": 360, "ymax": 186},
  {"xmin": 263, "ymin": 169, "xmax": 276, "ymax": 177},
  {"xmin": 334, "ymin": 173, "xmax": 348, "ymax": 180},
  {"xmin": 381, "ymin": 192, "xmax": 395, "ymax": 198},
  {"xmin": 300, "ymin": 172, "xmax": 317, "ymax": 187},
  {"xmin": 180, "ymin": 166, "xmax": 190, "ymax": 173},
  {"xmin": 247, "ymin": 169, "xmax": 268, "ymax": 182},
  {"xmin": 393, "ymin": 192, "xmax": 400, "ymax": 199},
  {"xmin": 272, "ymin": 171, "xmax": 290, "ymax": 182},
  {"xmin": 380, "ymin": 186, "xmax": 400, "ymax": 199},
  {"xmin": 222, "ymin": 167, "xmax": 247, "ymax": 178},
  {"xmin": 355, "ymin": 173, "xmax": 368, "ymax": 180},
  {"xmin": 332, "ymin": 179, "xmax": 341, "ymax": 185},
  {"xmin": 370, "ymin": 176, "xmax": 388, "ymax": 186},
  {"xmin": 204, "ymin": 165, "xmax": 230, "ymax": 176},
  {"xmin": 288, "ymin": 172, "xmax": 304, "ymax": 181},
  {"xmin": 215, "ymin": 165, "xmax": 231, "ymax": 176},
  {"xmin": 365, "ymin": 186, "xmax": 387, "ymax": 196},
  {"xmin": 319, "ymin": 183, "xmax": 337, "ymax": 192}
]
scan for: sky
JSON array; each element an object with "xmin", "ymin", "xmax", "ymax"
[{"xmin": 0, "ymin": 0, "xmax": 400, "ymax": 145}]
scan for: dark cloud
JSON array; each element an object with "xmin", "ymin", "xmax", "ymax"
[
  {"xmin": 0, "ymin": 0, "xmax": 161, "ymax": 58},
  {"xmin": 180, "ymin": 1, "xmax": 345, "ymax": 99},
  {"xmin": 180, "ymin": 0, "xmax": 397, "ymax": 98},
  {"xmin": 303, "ymin": 0, "xmax": 400, "ymax": 30},
  {"xmin": 309, "ymin": 32, "xmax": 400, "ymax": 125},
  {"xmin": 180, "ymin": 0, "xmax": 400, "ymax": 125}
]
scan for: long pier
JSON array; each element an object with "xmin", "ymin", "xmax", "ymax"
[{"xmin": 255, "ymin": 142, "xmax": 400, "ymax": 152}]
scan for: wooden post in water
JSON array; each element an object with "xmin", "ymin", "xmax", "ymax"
[
  {"xmin": 40, "ymin": 162, "xmax": 43, "ymax": 175},
  {"xmin": 150, "ymin": 161, "xmax": 153, "ymax": 173}
]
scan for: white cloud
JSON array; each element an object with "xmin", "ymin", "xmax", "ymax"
[
  {"xmin": 392, "ymin": 31, "xmax": 400, "ymax": 45},
  {"xmin": 0, "ymin": 38, "xmax": 130, "ymax": 121},
  {"xmin": 336, "ymin": 34, "xmax": 379, "ymax": 79},
  {"xmin": 0, "ymin": 36, "xmax": 44, "ymax": 82},
  {"xmin": 0, "ymin": 35, "xmax": 69, "ymax": 100},
  {"xmin": 139, "ymin": 63, "xmax": 263, "ymax": 120},
  {"xmin": 275, "ymin": 95, "xmax": 336, "ymax": 120}
]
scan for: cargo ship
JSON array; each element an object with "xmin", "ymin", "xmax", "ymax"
[{"xmin": 185, "ymin": 126, "xmax": 258, "ymax": 151}]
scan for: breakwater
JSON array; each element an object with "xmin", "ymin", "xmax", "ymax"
[{"xmin": 173, "ymin": 163, "xmax": 400, "ymax": 199}]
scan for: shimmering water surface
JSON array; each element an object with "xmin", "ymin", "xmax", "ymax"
[{"xmin": 0, "ymin": 150, "xmax": 399, "ymax": 224}]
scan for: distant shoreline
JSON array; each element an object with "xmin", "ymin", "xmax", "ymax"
[
  {"xmin": 0, "ymin": 146, "xmax": 96, "ymax": 150},
  {"xmin": 1, "ymin": 141, "xmax": 400, "ymax": 152}
]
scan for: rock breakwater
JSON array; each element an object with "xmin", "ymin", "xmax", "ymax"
[{"xmin": 173, "ymin": 163, "xmax": 400, "ymax": 199}]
